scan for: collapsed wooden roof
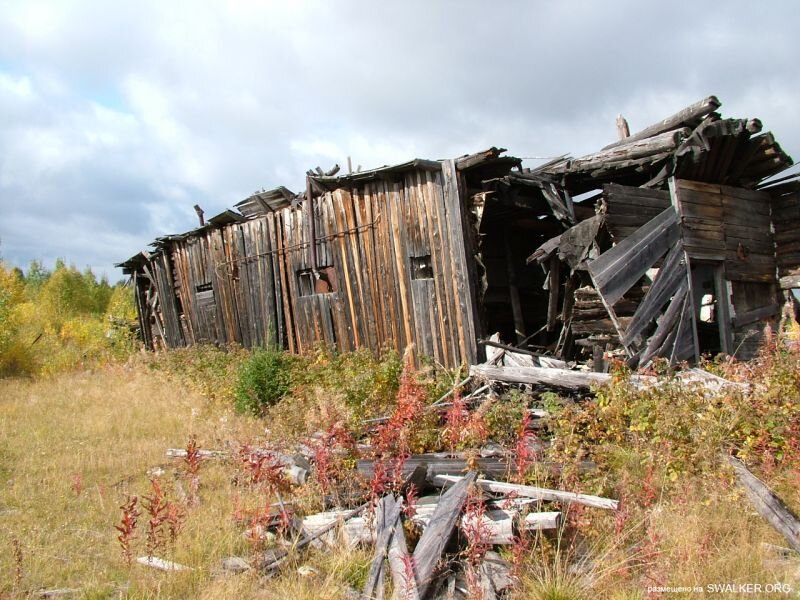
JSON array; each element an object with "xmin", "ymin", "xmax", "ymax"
[
  {"xmin": 527, "ymin": 95, "xmax": 792, "ymax": 194},
  {"xmin": 517, "ymin": 97, "xmax": 797, "ymax": 369}
]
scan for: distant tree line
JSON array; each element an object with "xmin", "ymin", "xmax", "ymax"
[{"xmin": 0, "ymin": 258, "xmax": 138, "ymax": 377}]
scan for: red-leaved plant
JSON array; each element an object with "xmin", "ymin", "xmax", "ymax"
[
  {"xmin": 142, "ymin": 478, "xmax": 168, "ymax": 557},
  {"xmin": 369, "ymin": 352, "xmax": 426, "ymax": 502},
  {"xmin": 166, "ymin": 500, "xmax": 186, "ymax": 545},
  {"xmin": 115, "ymin": 495, "xmax": 139, "ymax": 567},
  {"xmin": 513, "ymin": 411, "xmax": 535, "ymax": 482},
  {"xmin": 184, "ymin": 435, "xmax": 203, "ymax": 506},
  {"xmin": 238, "ymin": 444, "xmax": 289, "ymax": 494},
  {"xmin": 461, "ymin": 490, "xmax": 493, "ymax": 598},
  {"xmin": 443, "ymin": 390, "xmax": 489, "ymax": 452},
  {"xmin": 313, "ymin": 421, "xmax": 356, "ymax": 495}
]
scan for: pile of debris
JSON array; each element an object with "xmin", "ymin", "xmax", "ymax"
[
  {"xmin": 530, "ymin": 95, "xmax": 791, "ymax": 193},
  {"xmin": 152, "ymin": 355, "xmax": 764, "ymax": 598}
]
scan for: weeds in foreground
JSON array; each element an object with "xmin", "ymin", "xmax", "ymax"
[
  {"xmin": 142, "ymin": 478, "xmax": 168, "ymax": 558},
  {"xmin": 11, "ymin": 538, "xmax": 23, "ymax": 589},
  {"xmin": 183, "ymin": 435, "xmax": 203, "ymax": 506},
  {"xmin": 115, "ymin": 496, "xmax": 139, "ymax": 567}
]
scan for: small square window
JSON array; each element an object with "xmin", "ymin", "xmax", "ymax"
[
  {"xmin": 411, "ymin": 255, "xmax": 433, "ymax": 280},
  {"xmin": 297, "ymin": 266, "xmax": 338, "ymax": 296}
]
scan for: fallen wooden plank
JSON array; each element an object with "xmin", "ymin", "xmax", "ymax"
[
  {"xmin": 357, "ymin": 456, "xmax": 508, "ymax": 484},
  {"xmin": 362, "ymin": 495, "xmax": 403, "ymax": 600},
  {"xmin": 301, "ymin": 511, "xmax": 373, "ymax": 548},
  {"xmin": 260, "ymin": 502, "xmax": 368, "ymax": 572},
  {"xmin": 136, "ymin": 556, "xmax": 191, "ymax": 571},
  {"xmin": 434, "ymin": 475, "xmax": 618, "ymax": 511},
  {"xmin": 726, "ymin": 455, "xmax": 800, "ymax": 553},
  {"xmin": 471, "ymin": 363, "xmax": 616, "ymax": 389},
  {"xmin": 387, "ymin": 514, "xmax": 420, "ymax": 600},
  {"xmin": 588, "ymin": 207, "xmax": 680, "ymax": 306},
  {"xmin": 166, "ymin": 447, "xmax": 309, "ymax": 485},
  {"xmin": 413, "ymin": 471, "xmax": 477, "ymax": 598}
]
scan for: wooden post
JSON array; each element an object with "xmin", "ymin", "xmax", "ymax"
[
  {"xmin": 616, "ymin": 114, "xmax": 630, "ymax": 141},
  {"xmin": 546, "ymin": 254, "xmax": 561, "ymax": 333},
  {"xmin": 442, "ymin": 160, "xmax": 478, "ymax": 365},
  {"xmin": 668, "ymin": 177, "xmax": 701, "ymax": 362},
  {"xmin": 306, "ymin": 176, "xmax": 317, "ymax": 271},
  {"xmin": 504, "ymin": 227, "xmax": 526, "ymax": 343}
]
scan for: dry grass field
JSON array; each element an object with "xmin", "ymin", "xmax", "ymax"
[
  {"xmin": 0, "ymin": 365, "xmax": 372, "ymax": 599},
  {"xmin": 2, "ymin": 346, "xmax": 800, "ymax": 599}
]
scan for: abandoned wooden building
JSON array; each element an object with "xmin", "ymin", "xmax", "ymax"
[{"xmin": 119, "ymin": 95, "xmax": 800, "ymax": 369}]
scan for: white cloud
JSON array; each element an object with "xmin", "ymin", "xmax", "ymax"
[{"xmin": 0, "ymin": 0, "xmax": 798, "ymax": 279}]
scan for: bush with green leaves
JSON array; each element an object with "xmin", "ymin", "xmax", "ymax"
[
  {"xmin": 234, "ymin": 347, "xmax": 295, "ymax": 415},
  {"xmin": 0, "ymin": 259, "xmax": 137, "ymax": 377}
]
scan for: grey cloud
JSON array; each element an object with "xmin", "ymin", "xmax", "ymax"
[{"xmin": 0, "ymin": 0, "xmax": 798, "ymax": 279}]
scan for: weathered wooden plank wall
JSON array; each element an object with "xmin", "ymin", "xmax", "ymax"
[
  {"xmin": 671, "ymin": 179, "xmax": 776, "ymax": 281},
  {"xmin": 148, "ymin": 250, "xmax": 185, "ymax": 348},
  {"xmin": 603, "ymin": 184, "xmax": 671, "ymax": 241},
  {"xmin": 671, "ymin": 179, "xmax": 779, "ymax": 358},
  {"xmin": 769, "ymin": 184, "xmax": 800, "ymax": 289},
  {"xmin": 275, "ymin": 167, "xmax": 473, "ymax": 366},
  {"xmin": 145, "ymin": 165, "xmax": 474, "ymax": 367}
]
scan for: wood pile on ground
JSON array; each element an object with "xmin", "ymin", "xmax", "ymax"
[{"xmin": 156, "ymin": 353, "xmax": 754, "ymax": 598}]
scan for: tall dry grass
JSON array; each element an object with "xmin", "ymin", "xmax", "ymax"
[{"xmin": 0, "ymin": 364, "xmax": 329, "ymax": 598}]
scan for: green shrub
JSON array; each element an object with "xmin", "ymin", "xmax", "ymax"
[
  {"xmin": 484, "ymin": 390, "xmax": 528, "ymax": 445},
  {"xmin": 234, "ymin": 347, "xmax": 294, "ymax": 415}
]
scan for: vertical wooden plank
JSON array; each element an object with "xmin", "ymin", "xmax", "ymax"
[
  {"xmin": 350, "ymin": 186, "xmax": 380, "ymax": 352},
  {"xmin": 441, "ymin": 160, "xmax": 478, "ymax": 365},
  {"xmin": 389, "ymin": 183, "xmax": 415, "ymax": 352},
  {"xmin": 284, "ymin": 208, "xmax": 305, "ymax": 353},
  {"xmin": 414, "ymin": 172, "xmax": 442, "ymax": 365},
  {"xmin": 421, "ymin": 171, "xmax": 451, "ymax": 367},
  {"xmin": 427, "ymin": 171, "xmax": 459, "ymax": 367},
  {"xmin": 376, "ymin": 181, "xmax": 401, "ymax": 352},
  {"xmin": 669, "ymin": 177, "xmax": 702, "ymax": 363},
  {"xmin": 406, "ymin": 175, "xmax": 437, "ymax": 363},
  {"xmin": 356, "ymin": 183, "xmax": 384, "ymax": 349},
  {"xmin": 275, "ymin": 211, "xmax": 296, "ymax": 353},
  {"xmin": 713, "ymin": 265, "xmax": 733, "ymax": 355},
  {"xmin": 328, "ymin": 190, "xmax": 358, "ymax": 352},
  {"xmin": 319, "ymin": 193, "xmax": 347, "ymax": 352},
  {"xmin": 343, "ymin": 187, "xmax": 373, "ymax": 350}
]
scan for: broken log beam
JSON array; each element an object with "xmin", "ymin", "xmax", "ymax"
[
  {"xmin": 471, "ymin": 364, "xmax": 746, "ymax": 394},
  {"xmin": 551, "ymin": 129, "xmax": 692, "ymax": 175},
  {"xmin": 387, "ymin": 515, "xmax": 420, "ymax": 600},
  {"xmin": 726, "ymin": 454, "xmax": 800, "ymax": 553},
  {"xmin": 362, "ymin": 495, "xmax": 403, "ymax": 600},
  {"xmin": 470, "ymin": 364, "xmax": 619, "ymax": 389},
  {"xmin": 357, "ymin": 457, "xmax": 509, "ymax": 484},
  {"xmin": 260, "ymin": 502, "xmax": 368, "ymax": 572},
  {"xmin": 603, "ymin": 95, "xmax": 721, "ymax": 150},
  {"xmin": 434, "ymin": 475, "xmax": 619, "ymax": 511},
  {"xmin": 413, "ymin": 471, "xmax": 477, "ymax": 598}
]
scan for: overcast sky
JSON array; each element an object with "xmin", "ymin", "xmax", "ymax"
[{"xmin": 1, "ymin": 1, "xmax": 798, "ymax": 280}]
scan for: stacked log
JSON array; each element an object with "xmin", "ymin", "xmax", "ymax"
[{"xmin": 530, "ymin": 95, "xmax": 793, "ymax": 194}]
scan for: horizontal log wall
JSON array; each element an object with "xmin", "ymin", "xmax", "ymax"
[
  {"xmin": 672, "ymin": 179, "xmax": 776, "ymax": 282},
  {"xmin": 672, "ymin": 179, "xmax": 779, "ymax": 359},
  {"xmin": 141, "ymin": 165, "xmax": 474, "ymax": 367},
  {"xmin": 769, "ymin": 186, "xmax": 800, "ymax": 284},
  {"xmin": 603, "ymin": 183, "xmax": 671, "ymax": 241}
]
